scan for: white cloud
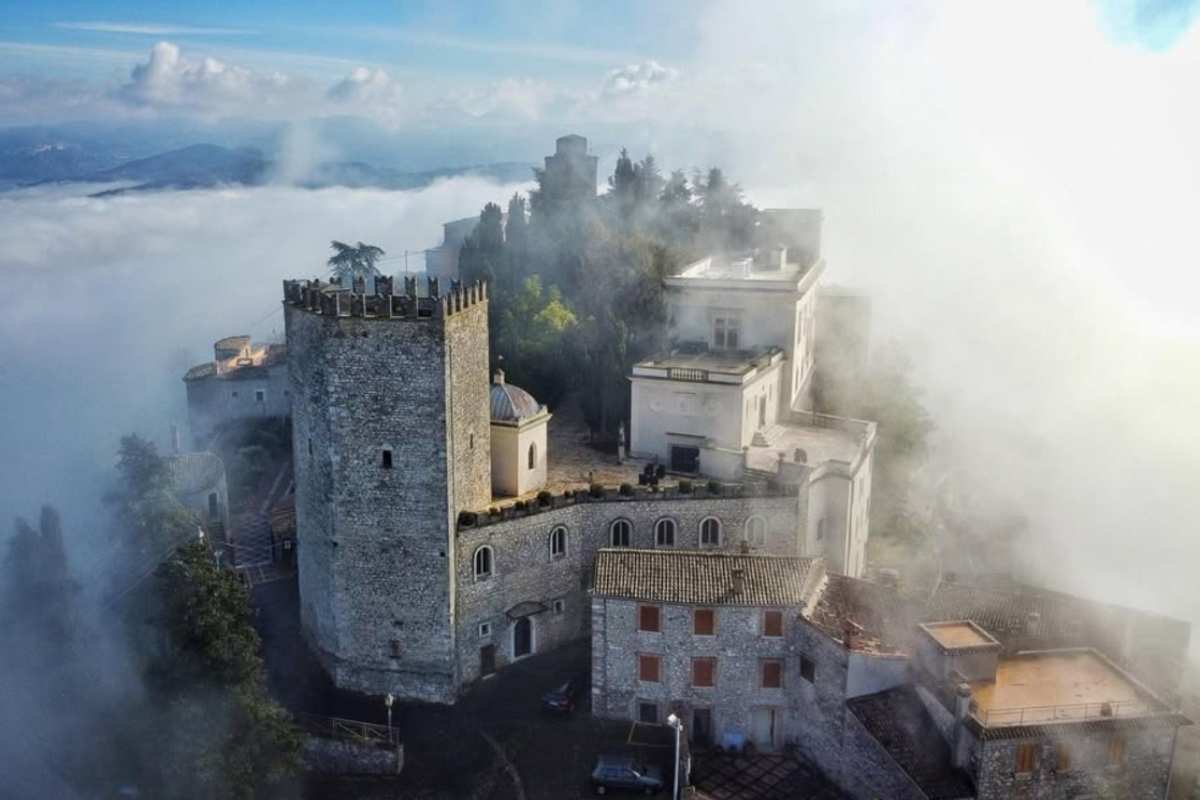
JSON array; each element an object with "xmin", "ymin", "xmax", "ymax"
[
  {"xmin": 117, "ymin": 41, "xmax": 298, "ymax": 112},
  {"xmin": 327, "ymin": 67, "xmax": 402, "ymax": 105},
  {"xmin": 441, "ymin": 77, "xmax": 569, "ymax": 122},
  {"xmin": 602, "ymin": 60, "xmax": 678, "ymax": 97},
  {"xmin": 0, "ymin": 177, "xmax": 531, "ymax": 531},
  {"xmin": 55, "ymin": 21, "xmax": 255, "ymax": 36}
]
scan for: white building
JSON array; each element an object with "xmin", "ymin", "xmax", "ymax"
[{"xmin": 629, "ymin": 208, "xmax": 876, "ymax": 577}]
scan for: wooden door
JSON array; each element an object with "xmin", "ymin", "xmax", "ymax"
[{"xmin": 480, "ymin": 644, "xmax": 496, "ymax": 676}]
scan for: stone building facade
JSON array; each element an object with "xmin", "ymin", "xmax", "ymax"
[
  {"xmin": 454, "ymin": 488, "xmax": 809, "ymax": 687},
  {"xmin": 183, "ymin": 335, "xmax": 290, "ymax": 446}
]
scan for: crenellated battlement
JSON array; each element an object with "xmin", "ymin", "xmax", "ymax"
[{"xmin": 282, "ymin": 276, "xmax": 488, "ymax": 322}]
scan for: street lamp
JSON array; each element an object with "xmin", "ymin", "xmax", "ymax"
[
  {"xmin": 384, "ymin": 693, "xmax": 395, "ymax": 744},
  {"xmin": 666, "ymin": 713, "xmax": 682, "ymax": 800}
]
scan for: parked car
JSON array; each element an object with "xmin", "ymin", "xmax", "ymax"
[
  {"xmin": 541, "ymin": 675, "xmax": 585, "ymax": 714},
  {"xmin": 590, "ymin": 754, "xmax": 665, "ymax": 795}
]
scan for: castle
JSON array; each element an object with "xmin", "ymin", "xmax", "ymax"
[
  {"xmin": 183, "ymin": 134, "xmax": 1191, "ymax": 800},
  {"xmin": 281, "ymin": 254, "xmax": 876, "ymax": 703}
]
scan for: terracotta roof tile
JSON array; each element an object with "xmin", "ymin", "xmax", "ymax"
[{"xmin": 592, "ymin": 548, "xmax": 818, "ymax": 606}]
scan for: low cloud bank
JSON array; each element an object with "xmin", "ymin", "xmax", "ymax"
[{"xmin": 0, "ymin": 177, "xmax": 528, "ymax": 576}]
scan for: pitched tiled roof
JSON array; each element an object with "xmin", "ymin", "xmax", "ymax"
[
  {"xmin": 805, "ymin": 574, "xmax": 910, "ymax": 654},
  {"xmin": 847, "ymin": 687, "xmax": 975, "ymax": 800},
  {"xmin": 592, "ymin": 548, "xmax": 818, "ymax": 606}
]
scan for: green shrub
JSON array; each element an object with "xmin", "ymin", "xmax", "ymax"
[
  {"xmin": 707, "ymin": 479, "xmax": 722, "ymax": 495},
  {"xmin": 537, "ymin": 490, "xmax": 552, "ymax": 507},
  {"xmin": 619, "ymin": 483, "xmax": 634, "ymax": 496},
  {"xmin": 589, "ymin": 484, "xmax": 606, "ymax": 499},
  {"xmin": 678, "ymin": 479, "xmax": 693, "ymax": 494}
]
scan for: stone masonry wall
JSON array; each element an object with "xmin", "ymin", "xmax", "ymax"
[
  {"xmin": 973, "ymin": 722, "xmax": 1177, "ymax": 800},
  {"xmin": 456, "ymin": 494, "xmax": 803, "ymax": 687},
  {"xmin": 286, "ymin": 300, "xmax": 465, "ymax": 703},
  {"xmin": 591, "ymin": 595, "xmax": 796, "ymax": 747}
]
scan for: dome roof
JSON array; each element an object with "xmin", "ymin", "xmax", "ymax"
[{"xmin": 490, "ymin": 370, "xmax": 543, "ymax": 422}]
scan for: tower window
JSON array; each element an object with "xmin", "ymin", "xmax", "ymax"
[
  {"xmin": 610, "ymin": 519, "xmax": 632, "ymax": 547},
  {"xmin": 528, "ymin": 442, "xmax": 537, "ymax": 470},
  {"xmin": 255, "ymin": 389, "xmax": 265, "ymax": 403},
  {"xmin": 381, "ymin": 448, "xmax": 393, "ymax": 469},
  {"xmin": 473, "ymin": 546, "xmax": 493, "ymax": 580},
  {"xmin": 549, "ymin": 526, "xmax": 567, "ymax": 559}
]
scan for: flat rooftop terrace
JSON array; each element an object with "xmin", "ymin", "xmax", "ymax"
[
  {"xmin": 971, "ymin": 650, "xmax": 1162, "ymax": 727},
  {"xmin": 633, "ymin": 347, "xmax": 782, "ymax": 380},
  {"xmin": 744, "ymin": 415, "xmax": 868, "ymax": 473},
  {"xmin": 673, "ymin": 254, "xmax": 810, "ymax": 283}
]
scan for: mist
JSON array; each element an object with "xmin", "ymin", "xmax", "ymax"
[
  {"xmin": 637, "ymin": 1, "xmax": 1200, "ymax": 645},
  {"xmin": 0, "ymin": 177, "xmax": 530, "ymax": 575}
]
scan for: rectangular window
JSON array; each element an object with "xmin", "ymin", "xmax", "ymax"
[
  {"xmin": 761, "ymin": 659, "xmax": 783, "ymax": 689},
  {"xmin": 389, "ymin": 639, "xmax": 402, "ymax": 658},
  {"xmin": 639, "ymin": 605, "xmax": 661, "ymax": 633},
  {"xmin": 763, "ymin": 610, "xmax": 784, "ymax": 638},
  {"xmin": 1055, "ymin": 743, "xmax": 1071, "ymax": 771},
  {"xmin": 800, "ymin": 656, "xmax": 816, "ymax": 683},
  {"xmin": 478, "ymin": 622, "xmax": 491, "ymax": 638},
  {"xmin": 638, "ymin": 701, "xmax": 658, "ymax": 724},
  {"xmin": 1014, "ymin": 743, "xmax": 1037, "ymax": 774},
  {"xmin": 231, "ymin": 390, "xmax": 238, "ymax": 398},
  {"xmin": 255, "ymin": 389, "xmax": 265, "ymax": 403},
  {"xmin": 381, "ymin": 448, "xmax": 393, "ymax": 469},
  {"xmin": 692, "ymin": 657, "xmax": 716, "ymax": 688},
  {"xmin": 713, "ymin": 317, "xmax": 740, "ymax": 349},
  {"xmin": 552, "ymin": 598, "xmax": 565, "ymax": 614},
  {"xmin": 639, "ymin": 654, "xmax": 661, "ymax": 683},
  {"xmin": 694, "ymin": 608, "xmax": 715, "ymax": 636}
]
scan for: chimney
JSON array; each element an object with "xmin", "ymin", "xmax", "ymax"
[
  {"xmin": 494, "ymin": 369, "xmax": 505, "ymax": 385},
  {"xmin": 731, "ymin": 568, "xmax": 745, "ymax": 596}
]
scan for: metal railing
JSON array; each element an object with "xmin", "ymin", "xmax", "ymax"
[
  {"xmin": 294, "ymin": 712, "xmax": 400, "ymax": 746},
  {"xmin": 973, "ymin": 699, "xmax": 1153, "ymax": 727}
]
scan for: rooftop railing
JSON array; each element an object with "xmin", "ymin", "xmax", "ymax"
[
  {"xmin": 668, "ymin": 367, "xmax": 709, "ymax": 382},
  {"xmin": 972, "ymin": 699, "xmax": 1155, "ymax": 727}
]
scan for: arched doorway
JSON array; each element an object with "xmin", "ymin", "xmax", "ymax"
[{"xmin": 513, "ymin": 617, "xmax": 533, "ymax": 659}]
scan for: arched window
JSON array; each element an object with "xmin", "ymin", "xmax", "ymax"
[
  {"xmin": 610, "ymin": 519, "xmax": 632, "ymax": 547},
  {"xmin": 745, "ymin": 516, "xmax": 767, "ymax": 547},
  {"xmin": 655, "ymin": 518, "xmax": 676, "ymax": 547},
  {"xmin": 549, "ymin": 526, "xmax": 567, "ymax": 559},
  {"xmin": 700, "ymin": 517, "xmax": 721, "ymax": 548},
  {"xmin": 528, "ymin": 442, "xmax": 538, "ymax": 470},
  {"xmin": 473, "ymin": 546, "xmax": 493, "ymax": 580}
]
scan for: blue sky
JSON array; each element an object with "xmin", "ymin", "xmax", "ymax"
[{"xmin": 0, "ymin": 0, "xmax": 695, "ymax": 82}]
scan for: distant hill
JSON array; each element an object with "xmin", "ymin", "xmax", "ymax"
[
  {"xmin": 0, "ymin": 131, "xmax": 534, "ymax": 195},
  {"xmin": 89, "ymin": 143, "xmax": 270, "ymax": 188}
]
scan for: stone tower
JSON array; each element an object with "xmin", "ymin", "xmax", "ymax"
[
  {"xmin": 540, "ymin": 134, "xmax": 598, "ymax": 208},
  {"xmin": 283, "ymin": 277, "xmax": 491, "ymax": 703}
]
